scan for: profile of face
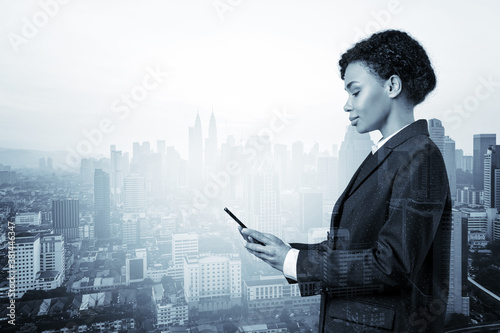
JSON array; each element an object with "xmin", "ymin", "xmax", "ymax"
[{"xmin": 343, "ymin": 61, "xmax": 392, "ymax": 134}]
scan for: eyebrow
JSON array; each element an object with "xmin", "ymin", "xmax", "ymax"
[{"xmin": 345, "ymin": 81, "xmax": 359, "ymax": 90}]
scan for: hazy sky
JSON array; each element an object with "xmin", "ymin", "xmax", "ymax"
[{"xmin": 1, "ymin": 0, "xmax": 499, "ymax": 161}]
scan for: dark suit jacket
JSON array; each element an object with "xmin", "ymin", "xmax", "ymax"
[{"xmin": 290, "ymin": 119, "xmax": 452, "ymax": 332}]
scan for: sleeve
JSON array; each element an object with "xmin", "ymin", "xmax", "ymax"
[
  {"xmin": 283, "ymin": 248, "xmax": 300, "ymax": 281},
  {"xmin": 294, "ymin": 145, "xmax": 450, "ymax": 297}
]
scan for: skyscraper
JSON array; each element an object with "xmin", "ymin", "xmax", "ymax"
[
  {"xmin": 446, "ymin": 210, "xmax": 470, "ymax": 317},
  {"xmin": 444, "ymin": 136, "xmax": 457, "ymax": 199},
  {"xmin": 123, "ymin": 175, "xmax": 147, "ymax": 212},
  {"xmin": 473, "ymin": 134, "xmax": 496, "ymax": 190},
  {"xmin": 15, "ymin": 233, "xmax": 40, "ymax": 298},
  {"xmin": 291, "ymin": 141, "xmax": 304, "ymax": 189},
  {"xmin": 299, "ymin": 188, "xmax": 323, "ymax": 231},
  {"xmin": 205, "ymin": 110, "xmax": 218, "ymax": 171},
  {"xmin": 484, "ymin": 145, "xmax": 500, "ymax": 209},
  {"xmin": 94, "ymin": 169, "xmax": 110, "ymax": 239},
  {"xmin": 172, "ymin": 233, "xmax": 199, "ymax": 280},
  {"xmin": 52, "ymin": 199, "xmax": 79, "ymax": 241},
  {"xmin": 189, "ymin": 112, "xmax": 203, "ymax": 187},
  {"xmin": 317, "ymin": 156, "xmax": 338, "ymax": 204},
  {"xmin": 428, "ymin": 118, "xmax": 445, "ymax": 155},
  {"xmin": 338, "ymin": 125, "xmax": 373, "ymax": 192},
  {"xmin": 248, "ymin": 167, "xmax": 282, "ymax": 239},
  {"xmin": 110, "ymin": 145, "xmax": 124, "ymax": 205}
]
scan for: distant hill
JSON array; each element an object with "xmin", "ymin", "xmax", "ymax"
[{"xmin": 0, "ymin": 147, "xmax": 101, "ymax": 171}]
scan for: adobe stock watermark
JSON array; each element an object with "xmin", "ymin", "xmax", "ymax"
[
  {"xmin": 192, "ymin": 106, "xmax": 297, "ymax": 210},
  {"xmin": 8, "ymin": 0, "xmax": 72, "ymax": 53},
  {"xmin": 212, "ymin": 0, "xmax": 243, "ymax": 21},
  {"xmin": 339, "ymin": 0, "xmax": 403, "ymax": 53},
  {"xmin": 443, "ymin": 75, "xmax": 499, "ymax": 130},
  {"xmin": 64, "ymin": 65, "xmax": 168, "ymax": 170}
]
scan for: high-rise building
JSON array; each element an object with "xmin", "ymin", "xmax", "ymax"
[
  {"xmin": 338, "ymin": 125, "xmax": 373, "ymax": 193},
  {"xmin": 299, "ymin": 188, "xmax": 323, "ymax": 231},
  {"xmin": 15, "ymin": 233, "xmax": 41, "ymax": 298},
  {"xmin": 126, "ymin": 248, "xmax": 147, "ymax": 285},
  {"xmin": 205, "ymin": 111, "xmax": 218, "ymax": 172},
  {"xmin": 460, "ymin": 208, "xmax": 487, "ymax": 232},
  {"xmin": 122, "ymin": 213, "xmax": 142, "ymax": 247},
  {"xmin": 444, "ymin": 136, "xmax": 457, "ymax": 198},
  {"xmin": 493, "ymin": 214, "xmax": 500, "ymax": 241},
  {"xmin": 80, "ymin": 158, "xmax": 94, "ymax": 185},
  {"xmin": 40, "ymin": 234, "xmax": 65, "ymax": 280},
  {"xmin": 52, "ymin": 199, "xmax": 79, "ymax": 241},
  {"xmin": 183, "ymin": 254, "xmax": 241, "ymax": 311},
  {"xmin": 110, "ymin": 146, "xmax": 124, "ymax": 205},
  {"xmin": 484, "ymin": 145, "xmax": 500, "ymax": 209},
  {"xmin": 455, "ymin": 149, "xmax": 464, "ymax": 170},
  {"xmin": 15, "ymin": 232, "xmax": 65, "ymax": 298},
  {"xmin": 473, "ymin": 134, "xmax": 496, "ymax": 190},
  {"xmin": 428, "ymin": 119, "xmax": 445, "ymax": 155},
  {"xmin": 291, "ymin": 141, "xmax": 304, "ymax": 189},
  {"xmin": 317, "ymin": 156, "xmax": 338, "ymax": 204},
  {"xmin": 456, "ymin": 187, "xmax": 483, "ymax": 207},
  {"xmin": 189, "ymin": 112, "xmax": 203, "ymax": 187},
  {"xmin": 273, "ymin": 143, "xmax": 290, "ymax": 189},
  {"xmin": 94, "ymin": 169, "xmax": 110, "ymax": 239},
  {"xmin": 123, "ymin": 175, "xmax": 147, "ymax": 212},
  {"xmin": 165, "ymin": 146, "xmax": 183, "ymax": 189},
  {"xmin": 248, "ymin": 168, "xmax": 282, "ymax": 239},
  {"xmin": 446, "ymin": 210, "xmax": 470, "ymax": 317},
  {"xmin": 157, "ymin": 140, "xmax": 166, "ymax": 155},
  {"xmin": 171, "ymin": 233, "xmax": 199, "ymax": 280}
]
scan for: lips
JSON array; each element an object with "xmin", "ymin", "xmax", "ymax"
[{"xmin": 349, "ymin": 116, "xmax": 359, "ymax": 125}]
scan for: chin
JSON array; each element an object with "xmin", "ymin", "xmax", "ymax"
[{"xmin": 354, "ymin": 125, "xmax": 367, "ymax": 134}]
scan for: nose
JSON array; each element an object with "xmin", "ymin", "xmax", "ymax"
[{"xmin": 343, "ymin": 99, "xmax": 353, "ymax": 112}]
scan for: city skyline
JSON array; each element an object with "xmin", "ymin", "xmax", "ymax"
[{"xmin": 1, "ymin": 1, "xmax": 500, "ymax": 161}]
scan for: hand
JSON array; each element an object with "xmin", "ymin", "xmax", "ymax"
[{"xmin": 239, "ymin": 227, "xmax": 291, "ymax": 272}]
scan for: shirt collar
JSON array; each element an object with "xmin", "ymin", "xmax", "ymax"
[{"xmin": 371, "ymin": 122, "xmax": 413, "ymax": 155}]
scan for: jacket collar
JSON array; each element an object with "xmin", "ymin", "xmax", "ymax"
[{"xmin": 346, "ymin": 119, "xmax": 429, "ymax": 198}]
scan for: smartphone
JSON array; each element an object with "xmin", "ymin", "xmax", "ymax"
[{"xmin": 224, "ymin": 207, "xmax": 265, "ymax": 246}]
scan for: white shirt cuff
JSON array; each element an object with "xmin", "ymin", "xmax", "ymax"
[{"xmin": 283, "ymin": 248, "xmax": 299, "ymax": 281}]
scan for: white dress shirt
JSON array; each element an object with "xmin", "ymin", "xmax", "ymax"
[{"xmin": 282, "ymin": 122, "xmax": 413, "ymax": 281}]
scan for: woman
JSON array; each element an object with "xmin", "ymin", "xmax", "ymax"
[{"xmin": 240, "ymin": 30, "xmax": 452, "ymax": 332}]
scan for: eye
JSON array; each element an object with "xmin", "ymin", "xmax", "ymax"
[{"xmin": 352, "ymin": 91, "xmax": 359, "ymax": 97}]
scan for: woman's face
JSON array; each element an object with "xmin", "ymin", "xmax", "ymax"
[{"xmin": 343, "ymin": 61, "xmax": 391, "ymax": 134}]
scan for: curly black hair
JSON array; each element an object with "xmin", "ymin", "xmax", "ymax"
[{"xmin": 339, "ymin": 30, "xmax": 436, "ymax": 106}]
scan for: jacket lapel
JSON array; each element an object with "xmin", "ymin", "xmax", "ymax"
[{"xmin": 345, "ymin": 119, "xmax": 430, "ymax": 200}]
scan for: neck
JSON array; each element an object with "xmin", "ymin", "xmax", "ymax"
[{"xmin": 379, "ymin": 104, "xmax": 414, "ymax": 138}]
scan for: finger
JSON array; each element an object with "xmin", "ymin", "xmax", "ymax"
[
  {"xmin": 245, "ymin": 241, "xmax": 267, "ymax": 253},
  {"xmin": 242, "ymin": 228, "xmax": 268, "ymax": 244},
  {"xmin": 245, "ymin": 247, "xmax": 272, "ymax": 261}
]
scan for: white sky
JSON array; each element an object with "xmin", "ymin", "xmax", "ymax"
[{"xmin": 1, "ymin": 0, "xmax": 499, "ymax": 160}]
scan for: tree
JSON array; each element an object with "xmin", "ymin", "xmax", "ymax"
[
  {"xmin": 142, "ymin": 278, "xmax": 155, "ymax": 285},
  {"xmin": 16, "ymin": 323, "xmax": 37, "ymax": 333},
  {"xmin": 136, "ymin": 293, "xmax": 151, "ymax": 307},
  {"xmin": 20, "ymin": 289, "xmax": 48, "ymax": 301},
  {"xmin": 486, "ymin": 239, "xmax": 500, "ymax": 259},
  {"xmin": 475, "ymin": 265, "xmax": 500, "ymax": 295},
  {"xmin": 445, "ymin": 313, "xmax": 470, "ymax": 328},
  {"xmin": 223, "ymin": 322, "xmax": 238, "ymax": 333}
]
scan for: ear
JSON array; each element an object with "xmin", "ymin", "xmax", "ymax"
[{"xmin": 385, "ymin": 75, "xmax": 403, "ymax": 99}]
